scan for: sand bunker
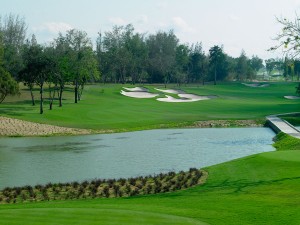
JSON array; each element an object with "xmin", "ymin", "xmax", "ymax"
[
  {"xmin": 0, "ymin": 116, "xmax": 92, "ymax": 137},
  {"xmin": 284, "ymin": 95, "xmax": 300, "ymax": 99},
  {"xmin": 123, "ymin": 87, "xmax": 148, "ymax": 92},
  {"xmin": 120, "ymin": 90, "xmax": 158, "ymax": 98},
  {"xmin": 242, "ymin": 83, "xmax": 269, "ymax": 87},
  {"xmin": 178, "ymin": 94, "xmax": 217, "ymax": 100},
  {"xmin": 121, "ymin": 87, "xmax": 217, "ymax": 102},
  {"xmin": 157, "ymin": 95, "xmax": 194, "ymax": 102},
  {"xmin": 154, "ymin": 88, "xmax": 185, "ymax": 94},
  {"xmin": 157, "ymin": 94, "xmax": 217, "ymax": 102}
]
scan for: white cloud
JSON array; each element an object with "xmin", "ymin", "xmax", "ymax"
[
  {"xmin": 172, "ymin": 17, "xmax": 196, "ymax": 33},
  {"xmin": 108, "ymin": 17, "xmax": 127, "ymax": 25},
  {"xmin": 33, "ymin": 22, "xmax": 73, "ymax": 34}
]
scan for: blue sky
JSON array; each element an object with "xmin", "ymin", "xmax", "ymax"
[{"xmin": 1, "ymin": 0, "xmax": 300, "ymax": 59}]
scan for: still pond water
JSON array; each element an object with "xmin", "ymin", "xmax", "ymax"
[{"xmin": 0, "ymin": 127, "xmax": 275, "ymax": 189}]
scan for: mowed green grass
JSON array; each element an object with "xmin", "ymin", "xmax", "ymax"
[
  {"xmin": 0, "ymin": 82, "xmax": 299, "ymax": 130},
  {"xmin": 0, "ymin": 134, "xmax": 299, "ymax": 225}
]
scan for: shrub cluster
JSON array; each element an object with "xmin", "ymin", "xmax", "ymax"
[{"xmin": 0, "ymin": 168, "xmax": 204, "ymax": 204}]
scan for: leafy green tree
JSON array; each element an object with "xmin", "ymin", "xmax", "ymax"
[
  {"xmin": 52, "ymin": 34, "xmax": 72, "ymax": 107},
  {"xmin": 265, "ymin": 58, "xmax": 276, "ymax": 76},
  {"xmin": 236, "ymin": 50, "xmax": 248, "ymax": 81},
  {"xmin": 0, "ymin": 30, "xmax": 19, "ymax": 102},
  {"xmin": 147, "ymin": 30, "xmax": 178, "ymax": 87},
  {"xmin": 101, "ymin": 25, "xmax": 132, "ymax": 84},
  {"xmin": 294, "ymin": 60, "xmax": 300, "ymax": 81},
  {"xmin": 126, "ymin": 32, "xmax": 148, "ymax": 84},
  {"xmin": 0, "ymin": 67, "xmax": 19, "ymax": 103},
  {"xmin": 175, "ymin": 44, "xmax": 189, "ymax": 86},
  {"xmin": 63, "ymin": 29, "xmax": 100, "ymax": 103},
  {"xmin": 249, "ymin": 55, "xmax": 263, "ymax": 75},
  {"xmin": 20, "ymin": 41, "xmax": 54, "ymax": 114},
  {"xmin": 0, "ymin": 14, "xmax": 27, "ymax": 78},
  {"xmin": 209, "ymin": 45, "xmax": 227, "ymax": 85},
  {"xmin": 18, "ymin": 35, "xmax": 38, "ymax": 106},
  {"xmin": 188, "ymin": 43, "xmax": 208, "ymax": 84}
]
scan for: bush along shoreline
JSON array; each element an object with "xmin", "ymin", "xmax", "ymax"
[{"xmin": 0, "ymin": 168, "xmax": 206, "ymax": 204}]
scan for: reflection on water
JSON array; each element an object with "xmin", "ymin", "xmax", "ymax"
[{"xmin": 0, "ymin": 127, "xmax": 275, "ymax": 189}]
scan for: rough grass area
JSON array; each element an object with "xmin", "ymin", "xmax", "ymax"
[{"xmin": 0, "ymin": 134, "xmax": 299, "ymax": 224}]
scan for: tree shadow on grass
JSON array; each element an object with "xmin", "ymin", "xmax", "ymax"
[
  {"xmin": 206, "ymin": 176, "xmax": 300, "ymax": 194},
  {"xmin": 0, "ymin": 101, "xmax": 36, "ymax": 117}
]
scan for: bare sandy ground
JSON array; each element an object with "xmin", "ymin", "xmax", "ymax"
[
  {"xmin": 284, "ymin": 95, "xmax": 300, "ymax": 99},
  {"xmin": 0, "ymin": 116, "xmax": 92, "ymax": 137},
  {"xmin": 154, "ymin": 88, "xmax": 185, "ymax": 94},
  {"xmin": 120, "ymin": 90, "xmax": 159, "ymax": 98},
  {"xmin": 242, "ymin": 83, "xmax": 269, "ymax": 87}
]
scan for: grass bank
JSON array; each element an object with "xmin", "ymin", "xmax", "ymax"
[{"xmin": 0, "ymin": 133, "xmax": 299, "ymax": 224}]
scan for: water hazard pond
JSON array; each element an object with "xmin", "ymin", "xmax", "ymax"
[{"xmin": 0, "ymin": 127, "xmax": 275, "ymax": 189}]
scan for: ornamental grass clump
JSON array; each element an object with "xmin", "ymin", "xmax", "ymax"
[{"xmin": 0, "ymin": 168, "xmax": 205, "ymax": 204}]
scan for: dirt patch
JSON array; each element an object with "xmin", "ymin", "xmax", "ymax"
[
  {"xmin": 0, "ymin": 116, "xmax": 92, "ymax": 137},
  {"xmin": 190, "ymin": 120, "xmax": 264, "ymax": 128}
]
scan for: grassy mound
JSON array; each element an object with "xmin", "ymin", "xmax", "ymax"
[{"xmin": 273, "ymin": 132, "xmax": 300, "ymax": 151}]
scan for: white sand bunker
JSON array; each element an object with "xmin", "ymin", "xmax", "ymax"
[
  {"xmin": 120, "ymin": 90, "xmax": 158, "ymax": 98},
  {"xmin": 154, "ymin": 88, "xmax": 185, "ymax": 94},
  {"xmin": 242, "ymin": 83, "xmax": 269, "ymax": 87},
  {"xmin": 179, "ymin": 94, "xmax": 217, "ymax": 100},
  {"xmin": 284, "ymin": 95, "xmax": 300, "ymax": 99},
  {"xmin": 157, "ymin": 94, "xmax": 217, "ymax": 102},
  {"xmin": 123, "ymin": 87, "xmax": 148, "ymax": 92}
]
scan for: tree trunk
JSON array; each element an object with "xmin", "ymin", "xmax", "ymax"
[
  {"xmin": 214, "ymin": 67, "xmax": 217, "ymax": 85},
  {"xmin": 29, "ymin": 85, "xmax": 35, "ymax": 106},
  {"xmin": 40, "ymin": 84, "xmax": 43, "ymax": 114},
  {"xmin": 75, "ymin": 79, "xmax": 78, "ymax": 103},
  {"xmin": 59, "ymin": 86, "xmax": 63, "ymax": 107},
  {"xmin": 49, "ymin": 86, "xmax": 56, "ymax": 110}
]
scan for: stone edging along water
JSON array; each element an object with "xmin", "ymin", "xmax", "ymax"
[
  {"xmin": 0, "ymin": 169, "xmax": 207, "ymax": 204},
  {"xmin": 266, "ymin": 112, "xmax": 300, "ymax": 139}
]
